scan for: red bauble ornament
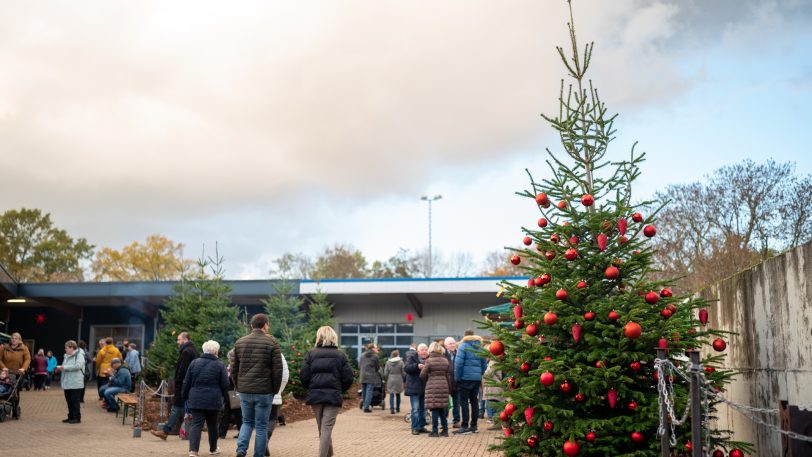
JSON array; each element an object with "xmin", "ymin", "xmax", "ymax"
[
  {"xmin": 576, "ymin": 280, "xmax": 587, "ymax": 289},
  {"xmin": 624, "ymin": 321, "xmax": 642, "ymax": 339},
  {"xmin": 572, "ymin": 323, "xmax": 582, "ymax": 344},
  {"xmin": 504, "ymin": 402, "xmax": 516, "ymax": 415},
  {"xmin": 540, "ymin": 371, "xmax": 554, "ymax": 386},
  {"xmin": 533, "ymin": 277, "xmax": 543, "ymax": 287},
  {"xmin": 514, "ymin": 319, "xmax": 525, "ymax": 330},
  {"xmin": 556, "ymin": 288, "xmax": 568, "ymax": 300},
  {"xmin": 661, "ymin": 308, "xmax": 673, "ymax": 319},
  {"xmin": 597, "ymin": 233, "xmax": 608, "ymax": 251},
  {"xmin": 527, "ymin": 278, "xmax": 535, "ymax": 287},
  {"xmin": 585, "ymin": 431, "xmax": 596, "ymax": 442},
  {"xmin": 562, "ymin": 439, "xmax": 580, "ymax": 456},
  {"xmin": 524, "ymin": 406, "xmax": 535, "ymax": 425},
  {"xmin": 632, "ymin": 212, "xmax": 643, "ymax": 222},
  {"xmin": 630, "ymin": 361, "xmax": 641, "ymax": 371},
  {"xmin": 630, "ymin": 431, "xmax": 644, "ymax": 443},
  {"xmin": 713, "ymin": 451, "xmax": 724, "ymax": 457},
  {"xmin": 643, "ymin": 224, "xmax": 657, "ymax": 237},
  {"xmin": 527, "ymin": 435, "xmax": 539, "ymax": 448},
  {"xmin": 557, "ymin": 200, "xmax": 568, "ymax": 210},
  {"xmin": 545, "ymin": 250, "xmax": 556, "ymax": 261},
  {"xmin": 584, "ymin": 311, "xmax": 596, "ymax": 321},
  {"xmin": 713, "ymin": 338, "xmax": 727, "ymax": 352},
  {"xmin": 595, "ymin": 360, "xmax": 605, "ymax": 369},
  {"xmin": 660, "ymin": 287, "xmax": 673, "ymax": 298},
  {"xmin": 565, "ymin": 248, "xmax": 578, "ymax": 260},
  {"xmin": 538, "ymin": 217, "xmax": 548, "ymax": 228},
  {"xmin": 575, "ymin": 392, "xmax": 585, "ymax": 402},
  {"xmin": 499, "ymin": 410, "xmax": 508, "ymax": 421},
  {"xmin": 569, "ymin": 235, "xmax": 579, "ymax": 245},
  {"xmin": 520, "ymin": 362, "xmax": 530, "ymax": 373},
  {"xmin": 503, "ymin": 427, "xmax": 513, "ymax": 437},
  {"xmin": 535, "ymin": 193, "xmax": 550, "ymax": 207},
  {"xmin": 619, "ymin": 235, "xmax": 629, "ymax": 245},
  {"xmin": 699, "ymin": 308, "xmax": 709, "ymax": 325},
  {"xmin": 658, "ymin": 338, "xmax": 669, "ymax": 349},
  {"xmin": 667, "ymin": 303, "xmax": 677, "ymax": 314},
  {"xmin": 560, "ymin": 381, "xmax": 571, "ymax": 393},
  {"xmin": 543, "ymin": 420, "xmax": 553, "ymax": 431},
  {"xmin": 507, "ymin": 377, "xmax": 516, "ymax": 388},
  {"xmin": 581, "ymin": 194, "xmax": 594, "ymax": 206},
  {"xmin": 513, "ymin": 305, "xmax": 523, "ymax": 319},
  {"xmin": 628, "ymin": 401, "xmax": 638, "ymax": 411},
  {"xmin": 608, "ymin": 310, "xmax": 621, "ymax": 322},
  {"xmin": 685, "ymin": 441, "xmax": 693, "ymax": 451},
  {"xmin": 705, "ymin": 366, "xmax": 716, "ymax": 373},
  {"xmin": 543, "ymin": 356, "xmax": 553, "ymax": 361},
  {"xmin": 608, "ymin": 388, "xmax": 618, "ymax": 408},
  {"xmin": 618, "ymin": 217, "xmax": 628, "ymax": 235},
  {"xmin": 525, "ymin": 323, "xmax": 539, "ymax": 337},
  {"xmin": 510, "ymin": 255, "xmax": 520, "ymax": 265},
  {"xmin": 522, "ymin": 236, "xmax": 532, "ymax": 246},
  {"xmin": 550, "ymin": 233, "xmax": 560, "ymax": 243},
  {"xmin": 540, "ymin": 273, "xmax": 552, "ymax": 285},
  {"xmin": 544, "ymin": 311, "xmax": 558, "ymax": 326},
  {"xmin": 605, "ymin": 265, "xmax": 619, "ymax": 279},
  {"xmin": 645, "ymin": 291, "xmax": 660, "ymax": 304},
  {"xmin": 489, "ymin": 340, "xmax": 505, "ymax": 356}
]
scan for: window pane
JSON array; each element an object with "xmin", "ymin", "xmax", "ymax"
[
  {"xmin": 396, "ymin": 335, "xmax": 413, "ymax": 346},
  {"xmin": 377, "ymin": 335, "xmax": 395, "ymax": 346},
  {"xmin": 340, "ymin": 336, "xmax": 357, "ymax": 346},
  {"xmin": 396, "ymin": 324, "xmax": 414, "ymax": 333},
  {"xmin": 359, "ymin": 324, "xmax": 375, "ymax": 334},
  {"xmin": 360, "ymin": 336, "xmax": 375, "ymax": 347},
  {"xmin": 340, "ymin": 324, "xmax": 358, "ymax": 333},
  {"xmin": 376, "ymin": 324, "xmax": 395, "ymax": 333}
]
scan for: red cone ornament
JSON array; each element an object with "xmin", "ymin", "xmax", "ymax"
[
  {"xmin": 699, "ymin": 308, "xmax": 709, "ymax": 325},
  {"xmin": 618, "ymin": 217, "xmax": 628, "ymax": 235},
  {"xmin": 597, "ymin": 233, "xmax": 608, "ymax": 251},
  {"xmin": 562, "ymin": 439, "xmax": 580, "ymax": 456},
  {"xmin": 572, "ymin": 322, "xmax": 582, "ymax": 343},
  {"xmin": 608, "ymin": 388, "xmax": 618, "ymax": 408},
  {"xmin": 513, "ymin": 305, "xmax": 523, "ymax": 319},
  {"xmin": 524, "ymin": 406, "xmax": 534, "ymax": 425}
]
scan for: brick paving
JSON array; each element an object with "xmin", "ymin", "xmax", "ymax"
[{"xmin": 2, "ymin": 387, "xmax": 504, "ymax": 457}]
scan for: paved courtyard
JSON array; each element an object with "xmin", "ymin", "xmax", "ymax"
[{"xmin": 2, "ymin": 387, "xmax": 503, "ymax": 457}]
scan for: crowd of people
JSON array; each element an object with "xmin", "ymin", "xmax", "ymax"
[{"xmin": 1, "ymin": 322, "xmax": 502, "ymax": 456}]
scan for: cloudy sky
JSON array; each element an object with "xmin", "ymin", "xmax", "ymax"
[{"xmin": 1, "ymin": 0, "xmax": 811, "ymax": 279}]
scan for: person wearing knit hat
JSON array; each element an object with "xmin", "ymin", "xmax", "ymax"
[{"xmin": 99, "ymin": 357, "xmax": 131, "ymax": 412}]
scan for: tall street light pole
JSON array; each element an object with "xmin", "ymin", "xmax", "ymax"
[{"xmin": 420, "ymin": 194, "xmax": 442, "ymax": 278}]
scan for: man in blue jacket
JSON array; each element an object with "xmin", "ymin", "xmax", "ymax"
[
  {"xmin": 100, "ymin": 358, "xmax": 131, "ymax": 412},
  {"xmin": 453, "ymin": 329, "xmax": 487, "ymax": 435}
]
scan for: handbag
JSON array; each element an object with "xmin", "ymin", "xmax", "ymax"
[
  {"xmin": 179, "ymin": 402, "xmax": 192, "ymax": 440},
  {"xmin": 228, "ymin": 390, "xmax": 241, "ymax": 410}
]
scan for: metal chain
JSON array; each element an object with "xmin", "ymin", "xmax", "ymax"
[{"xmin": 141, "ymin": 379, "xmax": 174, "ymax": 398}]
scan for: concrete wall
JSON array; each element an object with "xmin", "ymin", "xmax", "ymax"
[{"xmin": 701, "ymin": 240, "xmax": 812, "ymax": 455}]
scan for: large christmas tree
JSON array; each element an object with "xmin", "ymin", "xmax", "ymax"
[{"xmin": 484, "ymin": 2, "xmax": 749, "ymax": 456}]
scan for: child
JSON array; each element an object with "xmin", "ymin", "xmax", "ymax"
[
  {"xmin": 419, "ymin": 341, "xmax": 453, "ymax": 437},
  {"xmin": 0, "ymin": 368, "xmax": 14, "ymax": 395}
]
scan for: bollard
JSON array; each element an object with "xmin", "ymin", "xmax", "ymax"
[
  {"xmin": 133, "ymin": 426, "xmax": 142, "ymax": 438},
  {"xmin": 688, "ymin": 350, "xmax": 702, "ymax": 457},
  {"xmin": 657, "ymin": 348, "xmax": 669, "ymax": 457}
]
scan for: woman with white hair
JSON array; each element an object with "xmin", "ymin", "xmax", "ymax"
[
  {"xmin": 182, "ymin": 340, "xmax": 230, "ymax": 457},
  {"xmin": 300, "ymin": 326, "xmax": 354, "ymax": 457}
]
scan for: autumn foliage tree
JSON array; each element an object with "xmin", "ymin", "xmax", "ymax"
[
  {"xmin": 484, "ymin": 3, "xmax": 747, "ymax": 455},
  {"xmin": 91, "ymin": 234, "xmax": 190, "ymax": 281},
  {"xmin": 0, "ymin": 208, "xmax": 94, "ymax": 282}
]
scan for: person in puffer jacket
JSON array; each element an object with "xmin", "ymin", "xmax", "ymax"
[
  {"xmin": 420, "ymin": 342, "xmax": 452, "ymax": 437},
  {"xmin": 182, "ymin": 340, "xmax": 230, "ymax": 457},
  {"xmin": 404, "ymin": 343, "xmax": 429, "ymax": 434},
  {"xmin": 383, "ymin": 350, "xmax": 404, "ymax": 414},
  {"xmin": 453, "ymin": 329, "xmax": 487, "ymax": 434},
  {"xmin": 358, "ymin": 343, "xmax": 381, "ymax": 412},
  {"xmin": 300, "ymin": 326, "xmax": 354, "ymax": 457}
]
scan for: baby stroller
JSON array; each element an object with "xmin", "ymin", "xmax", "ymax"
[
  {"xmin": 357, "ymin": 373, "xmax": 386, "ymax": 410},
  {"xmin": 0, "ymin": 373, "xmax": 23, "ymax": 422}
]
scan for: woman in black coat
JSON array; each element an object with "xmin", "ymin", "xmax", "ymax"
[
  {"xmin": 182, "ymin": 340, "xmax": 229, "ymax": 457},
  {"xmin": 300, "ymin": 326, "xmax": 354, "ymax": 457}
]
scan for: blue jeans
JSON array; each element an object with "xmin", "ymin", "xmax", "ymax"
[
  {"xmin": 361, "ymin": 383, "xmax": 374, "ymax": 410},
  {"xmin": 103, "ymin": 386, "xmax": 127, "ymax": 411},
  {"xmin": 162, "ymin": 404, "xmax": 184, "ymax": 433},
  {"xmin": 409, "ymin": 394, "xmax": 425, "ymax": 430},
  {"xmin": 431, "ymin": 408, "xmax": 448, "ymax": 433},
  {"xmin": 237, "ymin": 393, "xmax": 272, "ymax": 457},
  {"xmin": 486, "ymin": 399, "xmax": 497, "ymax": 418},
  {"xmin": 389, "ymin": 393, "xmax": 401, "ymax": 412}
]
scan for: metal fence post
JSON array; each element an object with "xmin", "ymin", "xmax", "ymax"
[
  {"xmin": 688, "ymin": 350, "xmax": 702, "ymax": 457},
  {"xmin": 657, "ymin": 348, "xmax": 670, "ymax": 457}
]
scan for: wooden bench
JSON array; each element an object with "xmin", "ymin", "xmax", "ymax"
[{"xmin": 115, "ymin": 393, "xmax": 138, "ymax": 425}]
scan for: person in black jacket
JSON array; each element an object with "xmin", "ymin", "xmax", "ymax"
[
  {"xmin": 358, "ymin": 343, "xmax": 381, "ymax": 413},
  {"xmin": 232, "ymin": 313, "xmax": 283, "ymax": 457},
  {"xmin": 300, "ymin": 326, "xmax": 353, "ymax": 457},
  {"xmin": 151, "ymin": 331, "xmax": 199, "ymax": 440},
  {"xmin": 183, "ymin": 340, "xmax": 230, "ymax": 457},
  {"xmin": 404, "ymin": 343, "xmax": 429, "ymax": 435}
]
